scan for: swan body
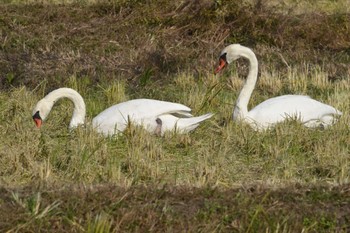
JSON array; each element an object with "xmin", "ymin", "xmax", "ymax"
[
  {"xmin": 32, "ymin": 88, "xmax": 213, "ymax": 136},
  {"xmin": 246, "ymin": 95, "xmax": 340, "ymax": 129},
  {"xmin": 215, "ymin": 44, "xmax": 341, "ymax": 130},
  {"xmin": 92, "ymin": 98, "xmax": 214, "ymax": 136}
]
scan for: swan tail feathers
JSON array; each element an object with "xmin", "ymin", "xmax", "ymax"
[{"xmin": 176, "ymin": 113, "xmax": 214, "ymax": 133}]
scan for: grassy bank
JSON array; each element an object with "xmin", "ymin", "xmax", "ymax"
[
  {"xmin": 0, "ymin": 0, "xmax": 350, "ymax": 232},
  {"xmin": 1, "ymin": 0, "xmax": 349, "ymax": 90},
  {"xmin": 1, "ymin": 184, "xmax": 350, "ymax": 232}
]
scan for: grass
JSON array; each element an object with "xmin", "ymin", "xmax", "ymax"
[
  {"xmin": 1, "ymin": 184, "xmax": 350, "ymax": 232},
  {"xmin": 0, "ymin": 0, "xmax": 350, "ymax": 232},
  {"xmin": 2, "ymin": 70, "xmax": 348, "ymax": 187}
]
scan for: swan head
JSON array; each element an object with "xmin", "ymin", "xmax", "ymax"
[
  {"xmin": 32, "ymin": 98, "xmax": 54, "ymax": 128},
  {"xmin": 32, "ymin": 88, "xmax": 86, "ymax": 129},
  {"xmin": 215, "ymin": 44, "xmax": 243, "ymax": 74}
]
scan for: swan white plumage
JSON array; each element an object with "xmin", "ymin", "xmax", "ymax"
[
  {"xmin": 32, "ymin": 88, "xmax": 213, "ymax": 136},
  {"xmin": 214, "ymin": 44, "xmax": 342, "ymax": 130}
]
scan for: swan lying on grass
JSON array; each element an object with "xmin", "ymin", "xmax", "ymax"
[
  {"xmin": 32, "ymin": 88, "xmax": 213, "ymax": 136},
  {"xmin": 215, "ymin": 44, "xmax": 342, "ymax": 130}
]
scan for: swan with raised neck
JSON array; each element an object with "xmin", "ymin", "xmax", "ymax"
[{"xmin": 215, "ymin": 44, "xmax": 342, "ymax": 130}]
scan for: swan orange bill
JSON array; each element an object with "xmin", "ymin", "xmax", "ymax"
[
  {"xmin": 215, "ymin": 58, "xmax": 227, "ymax": 74},
  {"xmin": 32, "ymin": 111, "xmax": 42, "ymax": 128},
  {"xmin": 34, "ymin": 118, "xmax": 42, "ymax": 128}
]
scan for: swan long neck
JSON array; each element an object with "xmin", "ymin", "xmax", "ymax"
[
  {"xmin": 233, "ymin": 47, "xmax": 258, "ymax": 120},
  {"xmin": 45, "ymin": 88, "xmax": 86, "ymax": 128}
]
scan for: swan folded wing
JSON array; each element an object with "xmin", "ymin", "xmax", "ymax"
[
  {"xmin": 303, "ymin": 112, "xmax": 341, "ymax": 128},
  {"xmin": 156, "ymin": 112, "xmax": 214, "ymax": 135},
  {"xmin": 125, "ymin": 106, "xmax": 196, "ymax": 134},
  {"xmin": 92, "ymin": 99, "xmax": 193, "ymax": 135},
  {"xmin": 248, "ymin": 95, "xmax": 341, "ymax": 128},
  {"xmin": 165, "ymin": 110, "xmax": 193, "ymax": 118}
]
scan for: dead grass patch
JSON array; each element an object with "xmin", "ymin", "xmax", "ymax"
[{"xmin": 0, "ymin": 1, "xmax": 349, "ymax": 90}]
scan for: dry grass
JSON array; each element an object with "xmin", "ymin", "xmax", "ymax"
[
  {"xmin": 270, "ymin": 0, "xmax": 350, "ymax": 14},
  {"xmin": 1, "ymin": 0, "xmax": 350, "ymax": 232},
  {"xmin": 1, "ymin": 65, "xmax": 349, "ymax": 187},
  {"xmin": 1, "ymin": 184, "xmax": 350, "ymax": 232},
  {"xmin": 1, "ymin": 0, "xmax": 349, "ymax": 90}
]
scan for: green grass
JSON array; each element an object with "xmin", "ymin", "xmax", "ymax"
[
  {"xmin": 1, "ymin": 68, "xmax": 348, "ymax": 187},
  {"xmin": 1, "ymin": 0, "xmax": 350, "ymax": 232},
  {"xmin": 1, "ymin": 67, "xmax": 350, "ymax": 232},
  {"xmin": 1, "ymin": 184, "xmax": 350, "ymax": 232}
]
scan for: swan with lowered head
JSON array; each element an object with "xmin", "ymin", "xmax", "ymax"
[
  {"xmin": 214, "ymin": 44, "xmax": 341, "ymax": 130},
  {"xmin": 32, "ymin": 88, "xmax": 213, "ymax": 136}
]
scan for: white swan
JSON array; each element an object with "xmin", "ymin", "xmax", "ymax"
[
  {"xmin": 32, "ymin": 88, "xmax": 213, "ymax": 136},
  {"xmin": 214, "ymin": 44, "xmax": 342, "ymax": 130}
]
